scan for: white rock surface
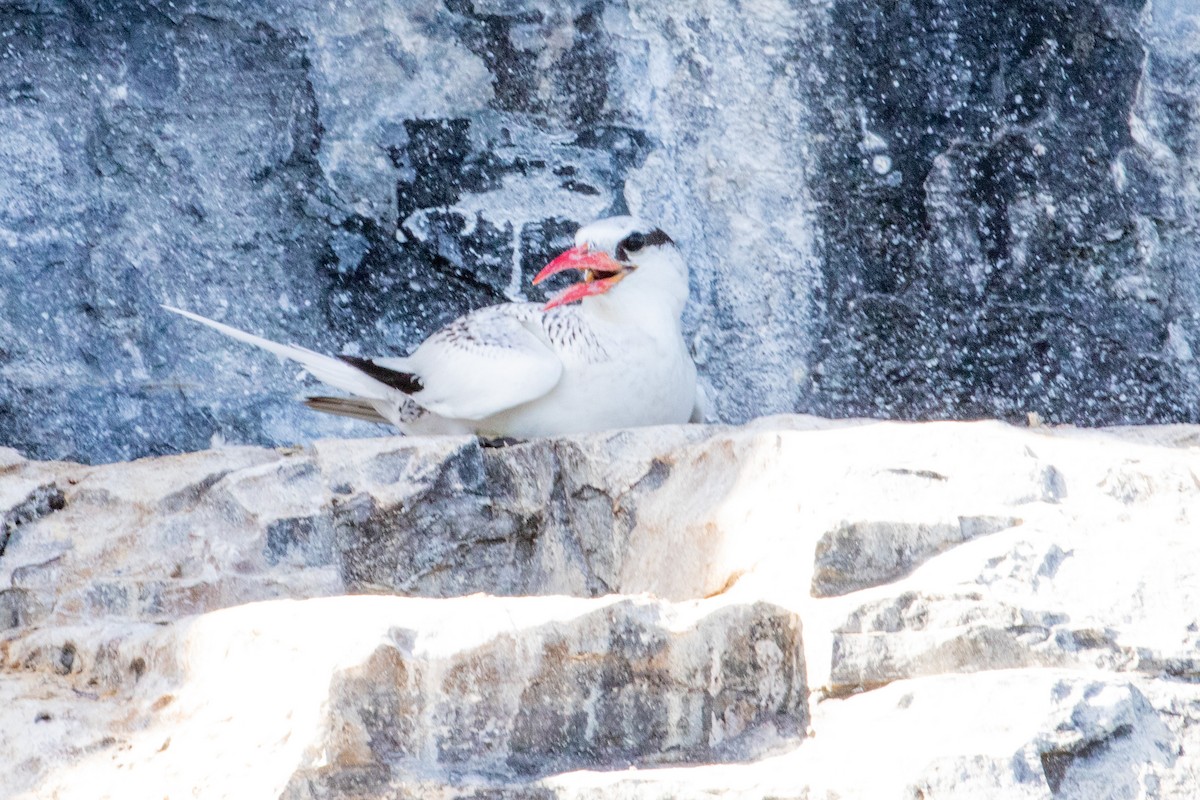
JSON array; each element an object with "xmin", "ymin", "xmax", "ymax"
[{"xmin": 4, "ymin": 417, "xmax": 1200, "ymax": 797}]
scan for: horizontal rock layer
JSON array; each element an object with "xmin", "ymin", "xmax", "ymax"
[
  {"xmin": 3, "ymin": 595, "xmax": 806, "ymax": 798},
  {"xmin": 5, "ymin": 417, "xmax": 1200, "ymax": 796}
]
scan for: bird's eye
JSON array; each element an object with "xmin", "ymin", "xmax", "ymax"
[{"xmin": 622, "ymin": 232, "xmax": 646, "ymax": 253}]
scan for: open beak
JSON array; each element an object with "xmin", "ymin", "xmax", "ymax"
[{"xmin": 533, "ymin": 244, "xmax": 629, "ymax": 310}]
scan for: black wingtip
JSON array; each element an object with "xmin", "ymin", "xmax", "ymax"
[{"xmin": 337, "ymin": 355, "xmax": 424, "ymax": 394}]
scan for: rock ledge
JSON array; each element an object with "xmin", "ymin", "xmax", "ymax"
[{"xmin": 4, "ymin": 416, "xmax": 1200, "ymax": 798}]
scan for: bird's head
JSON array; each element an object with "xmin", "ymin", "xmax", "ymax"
[{"xmin": 533, "ymin": 216, "xmax": 687, "ymax": 313}]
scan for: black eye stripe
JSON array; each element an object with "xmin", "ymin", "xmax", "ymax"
[
  {"xmin": 642, "ymin": 229, "xmax": 673, "ymax": 247},
  {"xmin": 615, "ymin": 228, "xmax": 673, "ymax": 261}
]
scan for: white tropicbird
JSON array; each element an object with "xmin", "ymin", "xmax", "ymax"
[{"xmin": 164, "ymin": 216, "xmax": 701, "ymax": 437}]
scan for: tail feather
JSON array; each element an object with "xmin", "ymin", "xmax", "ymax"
[
  {"xmin": 162, "ymin": 305, "xmax": 395, "ymax": 401},
  {"xmin": 304, "ymin": 396, "xmax": 392, "ymax": 425}
]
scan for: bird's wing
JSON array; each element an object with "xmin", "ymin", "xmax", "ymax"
[
  {"xmin": 394, "ymin": 303, "xmax": 564, "ymax": 421},
  {"xmin": 161, "ymin": 306, "xmax": 396, "ymax": 401}
]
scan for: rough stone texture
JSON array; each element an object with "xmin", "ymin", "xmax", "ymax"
[
  {"xmin": 2, "ymin": 596, "xmax": 806, "ymax": 799},
  {"xmin": 810, "ymin": 514, "xmax": 1024, "ymax": 597},
  {"xmin": 808, "ymin": 0, "xmax": 1200, "ymax": 428},
  {"xmin": 6, "ymin": 417, "xmax": 1200, "ymax": 797},
  {"xmin": 1, "ymin": 1, "xmax": 1198, "ymax": 463}
]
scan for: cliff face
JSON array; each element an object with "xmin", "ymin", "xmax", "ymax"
[
  {"xmin": 1, "ymin": 1, "xmax": 1198, "ymax": 462},
  {"xmin": 4, "ymin": 418, "xmax": 1200, "ymax": 798}
]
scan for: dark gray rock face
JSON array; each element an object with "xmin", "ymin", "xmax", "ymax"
[
  {"xmin": 280, "ymin": 600, "xmax": 805, "ymax": 793},
  {"xmin": 1, "ymin": 0, "xmax": 1198, "ymax": 461},
  {"xmin": 808, "ymin": 0, "xmax": 1200, "ymax": 425}
]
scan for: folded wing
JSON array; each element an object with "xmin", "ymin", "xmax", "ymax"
[{"xmin": 391, "ymin": 304, "xmax": 564, "ymax": 421}]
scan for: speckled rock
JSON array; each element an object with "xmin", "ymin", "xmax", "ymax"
[{"xmin": 1, "ymin": 1, "xmax": 1198, "ymax": 462}]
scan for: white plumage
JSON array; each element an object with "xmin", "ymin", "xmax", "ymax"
[{"xmin": 165, "ymin": 216, "xmax": 700, "ymax": 438}]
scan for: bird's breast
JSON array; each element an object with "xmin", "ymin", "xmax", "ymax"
[{"xmin": 550, "ymin": 325, "xmax": 693, "ymax": 429}]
